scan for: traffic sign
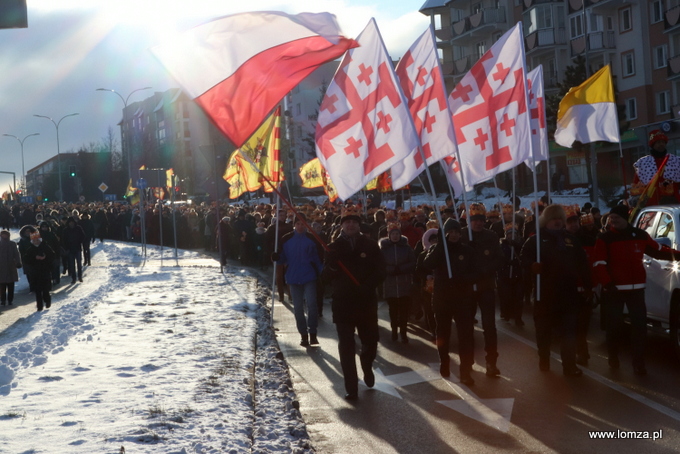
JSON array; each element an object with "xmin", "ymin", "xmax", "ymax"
[
  {"xmin": 136, "ymin": 178, "xmax": 147, "ymax": 190},
  {"xmin": 98, "ymin": 182, "xmax": 109, "ymax": 193},
  {"xmin": 79, "ymin": 195, "xmax": 85, "ymax": 202},
  {"xmin": 36, "ymin": 190, "xmax": 42, "ymax": 196}
]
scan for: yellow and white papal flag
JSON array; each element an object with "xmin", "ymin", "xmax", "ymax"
[{"xmin": 554, "ymin": 65, "xmax": 620, "ymax": 148}]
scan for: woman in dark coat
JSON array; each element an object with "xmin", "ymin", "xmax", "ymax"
[
  {"xmin": 0, "ymin": 230, "xmax": 21, "ymax": 305},
  {"xmin": 379, "ymin": 222, "xmax": 416, "ymax": 343},
  {"xmin": 24, "ymin": 231, "xmax": 55, "ymax": 311}
]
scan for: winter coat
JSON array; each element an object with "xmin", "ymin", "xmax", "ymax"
[
  {"xmin": 520, "ymin": 227, "xmax": 591, "ymax": 309},
  {"xmin": 61, "ymin": 224, "xmax": 86, "ymax": 253},
  {"xmin": 0, "ymin": 237, "xmax": 21, "ymax": 283},
  {"xmin": 422, "ymin": 238, "xmax": 477, "ymax": 311},
  {"xmin": 379, "ymin": 236, "xmax": 416, "ymax": 299},
  {"xmin": 463, "ymin": 228, "xmax": 503, "ymax": 291},
  {"xmin": 323, "ymin": 232, "xmax": 386, "ymax": 324},
  {"xmin": 24, "ymin": 240, "xmax": 55, "ymax": 276},
  {"xmin": 278, "ymin": 231, "xmax": 324, "ymax": 285},
  {"xmin": 592, "ymin": 224, "xmax": 678, "ymax": 289}
]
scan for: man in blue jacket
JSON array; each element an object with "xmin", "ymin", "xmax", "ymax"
[{"xmin": 274, "ymin": 213, "xmax": 324, "ymax": 347}]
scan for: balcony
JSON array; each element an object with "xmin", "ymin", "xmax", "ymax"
[
  {"xmin": 570, "ymin": 31, "xmax": 615, "ymax": 57},
  {"xmin": 523, "ymin": 0, "xmax": 562, "ymax": 12},
  {"xmin": 434, "ymin": 25, "xmax": 453, "ymax": 43},
  {"xmin": 525, "ymin": 27, "xmax": 567, "ymax": 54},
  {"xmin": 667, "ymin": 53, "xmax": 680, "ymax": 80},
  {"xmin": 453, "ymin": 53, "xmax": 483, "ymax": 76},
  {"xmin": 665, "ymin": 5, "xmax": 680, "ymax": 33},
  {"xmin": 452, "ymin": 7, "xmax": 507, "ymax": 42}
]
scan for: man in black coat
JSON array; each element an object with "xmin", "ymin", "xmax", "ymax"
[
  {"xmin": 61, "ymin": 217, "xmax": 86, "ymax": 284},
  {"xmin": 324, "ymin": 209, "xmax": 386, "ymax": 400},
  {"xmin": 24, "ymin": 231, "xmax": 55, "ymax": 311}
]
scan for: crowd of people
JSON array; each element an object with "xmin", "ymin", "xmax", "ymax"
[{"xmin": 0, "ymin": 180, "xmax": 674, "ymax": 399}]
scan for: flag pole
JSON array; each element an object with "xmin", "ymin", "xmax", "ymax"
[
  {"xmin": 271, "ymin": 192, "xmax": 281, "ymax": 325},
  {"xmin": 618, "ymin": 142, "xmax": 628, "ymax": 198},
  {"xmin": 416, "ymin": 171, "xmax": 453, "ymax": 279},
  {"xmin": 492, "ymin": 176, "xmax": 506, "ymax": 232}
]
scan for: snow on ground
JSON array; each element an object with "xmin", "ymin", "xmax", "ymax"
[{"xmin": 0, "ymin": 241, "xmax": 311, "ymax": 453}]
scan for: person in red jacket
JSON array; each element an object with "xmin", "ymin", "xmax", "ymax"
[
  {"xmin": 631, "ymin": 130, "xmax": 680, "ymax": 205},
  {"xmin": 592, "ymin": 204, "xmax": 680, "ymax": 375}
]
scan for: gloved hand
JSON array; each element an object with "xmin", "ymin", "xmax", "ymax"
[
  {"xmin": 603, "ymin": 282, "xmax": 618, "ymax": 293},
  {"xmin": 271, "ymin": 252, "xmax": 280, "ymax": 262}
]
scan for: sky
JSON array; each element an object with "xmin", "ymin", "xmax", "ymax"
[{"xmin": 0, "ymin": 0, "xmax": 431, "ymax": 192}]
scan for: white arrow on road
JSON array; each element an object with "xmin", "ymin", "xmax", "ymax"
[{"xmin": 366, "ymin": 364, "xmax": 514, "ymax": 432}]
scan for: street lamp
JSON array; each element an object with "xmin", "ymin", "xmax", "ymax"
[
  {"xmin": 34, "ymin": 113, "xmax": 79, "ymax": 202},
  {"xmin": 2, "ymin": 132, "xmax": 39, "ymax": 194},
  {"xmin": 96, "ymin": 87, "xmax": 152, "ymax": 184}
]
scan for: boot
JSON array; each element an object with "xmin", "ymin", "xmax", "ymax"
[
  {"xmin": 300, "ymin": 335, "xmax": 309, "ymax": 347},
  {"xmin": 391, "ymin": 327, "xmax": 398, "ymax": 341},
  {"xmin": 439, "ymin": 357, "xmax": 450, "ymax": 378},
  {"xmin": 486, "ymin": 360, "xmax": 501, "ymax": 378},
  {"xmin": 400, "ymin": 327, "xmax": 409, "ymax": 344},
  {"xmin": 460, "ymin": 367, "xmax": 475, "ymax": 386}
]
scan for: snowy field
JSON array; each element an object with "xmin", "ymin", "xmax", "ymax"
[{"xmin": 0, "ymin": 241, "xmax": 311, "ymax": 453}]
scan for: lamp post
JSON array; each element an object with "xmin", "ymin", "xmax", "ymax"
[
  {"xmin": 34, "ymin": 113, "xmax": 79, "ymax": 202},
  {"xmin": 2, "ymin": 132, "xmax": 39, "ymax": 195},
  {"xmin": 96, "ymin": 87, "xmax": 152, "ymax": 184}
]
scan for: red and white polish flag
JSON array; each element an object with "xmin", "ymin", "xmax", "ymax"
[
  {"xmin": 152, "ymin": 11, "xmax": 357, "ymax": 148},
  {"xmin": 448, "ymin": 22, "xmax": 532, "ymax": 188},
  {"xmin": 525, "ymin": 65, "xmax": 549, "ymax": 169},
  {"xmin": 392, "ymin": 26, "xmax": 459, "ymax": 189},
  {"xmin": 315, "ymin": 18, "xmax": 420, "ymax": 201}
]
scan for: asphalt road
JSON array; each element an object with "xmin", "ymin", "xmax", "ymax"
[{"xmin": 266, "ymin": 281, "xmax": 680, "ymax": 454}]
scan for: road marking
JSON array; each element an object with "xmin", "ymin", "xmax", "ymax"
[
  {"xmin": 368, "ymin": 365, "xmax": 515, "ymax": 432},
  {"xmin": 499, "ymin": 325, "xmax": 680, "ymax": 424}
]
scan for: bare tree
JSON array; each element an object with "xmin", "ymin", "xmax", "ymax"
[{"xmin": 102, "ymin": 126, "xmax": 122, "ymax": 171}]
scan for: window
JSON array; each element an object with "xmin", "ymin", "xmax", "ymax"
[
  {"xmin": 622, "ymin": 51, "xmax": 635, "ymax": 77},
  {"xmin": 652, "ymin": 0, "xmax": 664, "ymax": 24},
  {"xmin": 607, "ymin": 16, "xmax": 614, "ymax": 31},
  {"xmin": 570, "ymin": 15, "xmax": 583, "ymax": 38},
  {"xmin": 296, "ymin": 103, "xmax": 301, "ymax": 116},
  {"xmin": 568, "ymin": 165, "xmax": 588, "ymax": 184},
  {"xmin": 655, "ymin": 212, "xmax": 675, "ymax": 245},
  {"xmin": 473, "ymin": 3, "xmax": 482, "ymax": 14},
  {"xmin": 636, "ymin": 211, "xmax": 657, "ymax": 234},
  {"xmin": 620, "ymin": 7, "xmax": 632, "ymax": 32},
  {"xmin": 658, "ymin": 91, "xmax": 671, "ymax": 114},
  {"xmin": 476, "ymin": 41, "xmax": 486, "ymax": 57},
  {"xmin": 626, "ymin": 98, "xmax": 638, "ymax": 120},
  {"xmin": 655, "ymin": 45, "xmax": 668, "ymax": 69}
]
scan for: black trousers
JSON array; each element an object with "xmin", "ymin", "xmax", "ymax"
[
  {"xmin": 386, "ymin": 296, "xmax": 410, "ymax": 331},
  {"xmin": 335, "ymin": 320, "xmax": 379, "ymax": 395},
  {"xmin": 0, "ymin": 282, "xmax": 15, "ymax": 303},
  {"xmin": 435, "ymin": 300, "xmax": 475, "ymax": 372},
  {"xmin": 534, "ymin": 300, "xmax": 578, "ymax": 372},
  {"xmin": 604, "ymin": 289, "xmax": 646, "ymax": 367},
  {"xmin": 32, "ymin": 273, "xmax": 51, "ymax": 310}
]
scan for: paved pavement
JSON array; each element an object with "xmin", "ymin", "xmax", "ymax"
[{"xmin": 259, "ymin": 268, "xmax": 680, "ymax": 453}]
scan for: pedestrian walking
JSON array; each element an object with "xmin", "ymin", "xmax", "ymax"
[
  {"xmin": 323, "ymin": 208, "xmax": 386, "ymax": 400},
  {"xmin": 380, "ymin": 222, "xmax": 416, "ymax": 343},
  {"xmin": 61, "ymin": 217, "xmax": 86, "ymax": 284},
  {"xmin": 274, "ymin": 213, "xmax": 324, "ymax": 346},
  {"xmin": 422, "ymin": 219, "xmax": 477, "ymax": 384},
  {"xmin": 24, "ymin": 231, "xmax": 54, "ymax": 311},
  {"xmin": 593, "ymin": 204, "xmax": 680, "ymax": 375},
  {"xmin": 0, "ymin": 230, "xmax": 21, "ymax": 306}
]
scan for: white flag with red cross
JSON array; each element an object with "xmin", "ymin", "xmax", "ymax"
[
  {"xmin": 315, "ymin": 18, "xmax": 420, "ymax": 201},
  {"xmin": 391, "ymin": 26, "xmax": 459, "ymax": 189},
  {"xmin": 448, "ymin": 22, "xmax": 532, "ymax": 188},
  {"xmin": 525, "ymin": 65, "xmax": 549, "ymax": 169},
  {"xmin": 441, "ymin": 155, "xmax": 469, "ymax": 197}
]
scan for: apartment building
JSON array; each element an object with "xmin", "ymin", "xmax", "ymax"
[{"xmin": 420, "ymin": 0, "xmax": 677, "ymax": 194}]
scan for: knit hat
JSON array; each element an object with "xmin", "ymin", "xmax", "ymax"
[
  {"xmin": 580, "ymin": 213, "xmax": 595, "ymax": 226},
  {"xmin": 609, "ymin": 204, "xmax": 630, "ymax": 221},
  {"xmin": 444, "ymin": 218, "xmax": 462, "ymax": 233},
  {"xmin": 649, "ymin": 129, "xmax": 668, "ymax": 147},
  {"xmin": 539, "ymin": 204, "xmax": 566, "ymax": 228},
  {"xmin": 30, "ymin": 231, "xmax": 41, "ymax": 242},
  {"xmin": 387, "ymin": 221, "xmax": 401, "ymax": 233},
  {"xmin": 340, "ymin": 207, "xmax": 361, "ymax": 224},
  {"xmin": 0, "ymin": 230, "xmax": 9, "ymax": 237},
  {"xmin": 468, "ymin": 203, "xmax": 486, "ymax": 221}
]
